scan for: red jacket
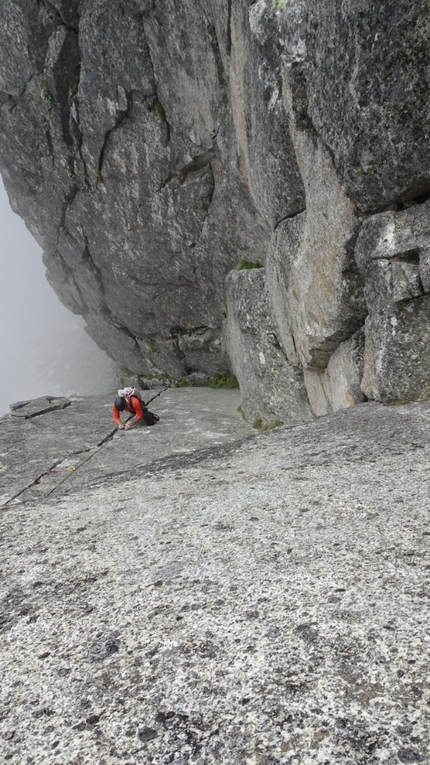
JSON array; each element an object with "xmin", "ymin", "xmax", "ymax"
[{"xmin": 112, "ymin": 395, "xmax": 144, "ymax": 425}]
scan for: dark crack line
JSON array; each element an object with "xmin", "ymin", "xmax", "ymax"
[
  {"xmin": 274, "ymin": 206, "xmax": 307, "ymax": 230},
  {"xmin": 226, "ymin": 0, "xmax": 233, "ymax": 57},
  {"xmin": 18, "ymin": 74, "xmax": 35, "ymax": 100},
  {"xmin": 140, "ymin": 18, "xmax": 171, "ymax": 145},
  {"xmin": 200, "ymin": 5, "xmax": 230, "ymax": 96},
  {"xmin": 58, "ymin": 433, "xmax": 258, "ymax": 497},
  {"xmin": 98, "ymin": 91, "xmax": 134, "ymax": 177},
  {"xmin": 1, "ymin": 459, "xmax": 62, "ymax": 507},
  {"xmin": 80, "ymin": 225, "xmax": 105, "ymax": 290},
  {"xmin": 97, "ymin": 304, "xmax": 143, "ymax": 350},
  {"xmin": 0, "ymin": 74, "xmax": 36, "ymax": 113},
  {"xmin": 192, "ymin": 164, "xmax": 216, "ymax": 249},
  {"xmin": 11, "ymin": 402, "xmax": 72, "ymax": 420},
  {"xmin": 44, "ymin": 420, "xmax": 137, "ymax": 498}
]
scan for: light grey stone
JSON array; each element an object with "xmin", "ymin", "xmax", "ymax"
[
  {"xmin": 0, "ymin": 393, "xmax": 429, "ymax": 763},
  {"xmin": 355, "ymin": 201, "xmax": 430, "ymax": 403},
  {"xmin": 266, "ymin": 77, "xmax": 366, "ymax": 371},
  {"xmin": 224, "ymin": 268, "xmax": 311, "ymax": 425},
  {"xmin": 9, "ymin": 396, "xmax": 71, "ymax": 418},
  {"xmin": 304, "ymin": 329, "xmax": 366, "ymax": 416},
  {"xmin": 304, "ymin": 0, "xmax": 430, "ymax": 212}
]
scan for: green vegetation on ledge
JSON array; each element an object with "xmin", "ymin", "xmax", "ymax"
[
  {"xmin": 252, "ymin": 416, "xmax": 283, "ymax": 431},
  {"xmin": 177, "ymin": 372, "xmax": 239, "ymax": 389},
  {"xmin": 236, "ymin": 260, "xmax": 262, "ymax": 271},
  {"xmin": 206, "ymin": 372, "xmax": 239, "ymax": 389}
]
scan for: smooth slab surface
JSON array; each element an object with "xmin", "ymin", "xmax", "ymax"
[{"xmin": 0, "ymin": 398, "xmax": 429, "ymax": 764}]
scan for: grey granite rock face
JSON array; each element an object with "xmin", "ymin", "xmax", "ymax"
[
  {"xmin": 266, "ymin": 105, "xmax": 366, "ymax": 373},
  {"xmin": 0, "ymin": 393, "xmax": 429, "ymax": 763},
  {"xmin": 304, "ymin": 0, "xmax": 430, "ymax": 212},
  {"xmin": 0, "ymin": 0, "xmax": 269, "ymax": 384},
  {"xmin": 0, "ymin": 389, "xmax": 253, "ymax": 507},
  {"xmin": 224, "ymin": 268, "xmax": 311, "ymax": 425},
  {"xmin": 228, "ymin": 0, "xmax": 306, "ymax": 228},
  {"xmin": 304, "ymin": 329, "xmax": 366, "ymax": 417},
  {"xmin": 1, "ymin": 0, "xmax": 430, "ymax": 418},
  {"xmin": 355, "ymin": 201, "xmax": 430, "ymax": 403}
]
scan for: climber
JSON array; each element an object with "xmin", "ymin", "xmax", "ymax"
[{"xmin": 112, "ymin": 389, "xmax": 158, "ymax": 430}]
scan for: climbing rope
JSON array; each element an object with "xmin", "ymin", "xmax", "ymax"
[
  {"xmin": 35, "ymin": 466, "xmax": 76, "ymax": 483},
  {"xmin": 1, "ymin": 387, "xmax": 169, "ymax": 507},
  {"xmin": 1, "ymin": 425, "xmax": 119, "ymax": 506}
]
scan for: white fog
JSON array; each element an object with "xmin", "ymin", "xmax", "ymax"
[{"xmin": 0, "ymin": 177, "xmax": 117, "ymax": 417}]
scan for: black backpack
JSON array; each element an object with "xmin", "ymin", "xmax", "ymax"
[{"xmin": 143, "ymin": 409, "xmax": 159, "ymax": 426}]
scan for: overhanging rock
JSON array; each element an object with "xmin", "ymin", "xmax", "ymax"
[{"xmin": 1, "ymin": 0, "xmax": 430, "ymax": 418}]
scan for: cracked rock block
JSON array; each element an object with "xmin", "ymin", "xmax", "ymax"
[
  {"xmin": 304, "ymin": 329, "xmax": 366, "ymax": 417},
  {"xmin": 77, "ymin": 0, "xmax": 155, "ymax": 186},
  {"xmin": 266, "ymin": 93, "xmax": 366, "ymax": 373},
  {"xmin": 223, "ymin": 268, "xmax": 311, "ymax": 425},
  {"xmin": 137, "ymin": 336, "xmax": 186, "ymax": 380},
  {"xmin": 355, "ymin": 202, "xmax": 430, "ymax": 403}
]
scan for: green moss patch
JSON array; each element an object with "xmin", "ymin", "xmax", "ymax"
[{"xmin": 236, "ymin": 260, "xmax": 262, "ymax": 271}]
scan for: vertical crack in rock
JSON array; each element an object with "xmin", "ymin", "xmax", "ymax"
[
  {"xmin": 99, "ymin": 302, "xmax": 142, "ymax": 351},
  {"xmin": 80, "ymin": 230, "xmax": 104, "ymax": 290},
  {"xmin": 45, "ymin": 28, "xmax": 80, "ymax": 150},
  {"xmin": 98, "ymin": 90, "xmax": 134, "ymax": 178},
  {"xmin": 342, "ymin": 222, "xmax": 368, "ymax": 330},
  {"xmin": 200, "ymin": 162, "xmax": 216, "ymax": 227},
  {"xmin": 143, "ymin": 93, "xmax": 170, "ymax": 144},
  {"xmin": 202, "ymin": 11, "xmax": 229, "ymax": 96},
  {"xmin": 140, "ymin": 19, "xmax": 171, "ymax": 143},
  {"xmin": 226, "ymin": 0, "xmax": 233, "ymax": 57},
  {"xmin": 67, "ymin": 46, "xmax": 88, "ymax": 186}
]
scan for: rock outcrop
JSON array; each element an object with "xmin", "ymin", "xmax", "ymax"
[{"xmin": 1, "ymin": 1, "xmax": 429, "ymax": 422}]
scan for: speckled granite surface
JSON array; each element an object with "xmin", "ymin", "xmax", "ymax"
[{"xmin": 0, "ymin": 396, "xmax": 429, "ymax": 764}]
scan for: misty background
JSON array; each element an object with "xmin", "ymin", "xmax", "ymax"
[{"xmin": 0, "ymin": 176, "xmax": 117, "ymax": 417}]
